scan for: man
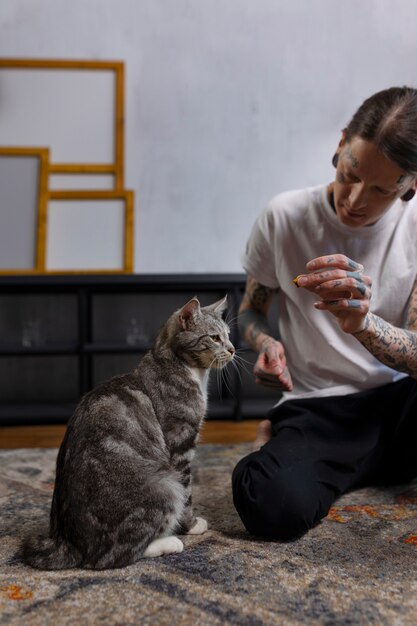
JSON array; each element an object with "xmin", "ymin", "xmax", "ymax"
[{"xmin": 232, "ymin": 87, "xmax": 417, "ymax": 540}]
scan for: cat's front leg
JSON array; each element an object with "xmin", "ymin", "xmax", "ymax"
[
  {"xmin": 174, "ymin": 458, "xmax": 208, "ymax": 535},
  {"xmin": 176, "ymin": 492, "xmax": 208, "ymax": 535},
  {"xmin": 176, "ymin": 508, "xmax": 208, "ymax": 535}
]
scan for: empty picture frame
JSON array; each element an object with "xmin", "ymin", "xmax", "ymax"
[
  {"xmin": 49, "ymin": 173, "xmax": 116, "ymax": 191},
  {"xmin": 0, "ymin": 59, "xmax": 124, "ymax": 189},
  {"xmin": 0, "ymin": 147, "xmax": 49, "ymax": 274},
  {"xmin": 45, "ymin": 190, "xmax": 134, "ymax": 273}
]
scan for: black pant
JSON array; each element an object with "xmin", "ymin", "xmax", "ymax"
[{"xmin": 232, "ymin": 377, "xmax": 417, "ymax": 540}]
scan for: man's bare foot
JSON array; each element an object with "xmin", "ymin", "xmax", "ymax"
[{"xmin": 252, "ymin": 419, "xmax": 273, "ymax": 451}]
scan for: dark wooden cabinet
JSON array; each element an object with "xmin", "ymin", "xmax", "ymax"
[{"xmin": 0, "ymin": 274, "xmax": 280, "ymax": 425}]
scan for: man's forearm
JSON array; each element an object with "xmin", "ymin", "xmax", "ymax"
[
  {"xmin": 353, "ymin": 312, "xmax": 417, "ymax": 378},
  {"xmin": 238, "ymin": 309, "xmax": 274, "ymax": 352}
]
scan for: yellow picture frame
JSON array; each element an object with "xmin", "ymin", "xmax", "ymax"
[
  {"xmin": 45, "ymin": 190, "xmax": 134, "ymax": 274},
  {"xmin": 0, "ymin": 58, "xmax": 125, "ymax": 190},
  {"xmin": 0, "ymin": 147, "xmax": 49, "ymax": 274}
]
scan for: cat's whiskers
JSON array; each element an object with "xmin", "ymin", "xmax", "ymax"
[
  {"xmin": 214, "ymin": 350, "xmax": 236, "ymax": 399},
  {"xmin": 215, "ymin": 364, "xmax": 223, "ymax": 400},
  {"xmin": 233, "ymin": 351, "xmax": 254, "ymax": 369},
  {"xmin": 221, "ymin": 363, "xmax": 235, "ymax": 398},
  {"xmin": 229, "ymin": 352, "xmax": 256, "ymax": 391},
  {"xmin": 207, "ymin": 355, "xmax": 223, "ymax": 398},
  {"xmin": 230, "ymin": 356, "xmax": 244, "ymax": 386},
  {"xmin": 224, "ymin": 313, "xmax": 239, "ymax": 329}
]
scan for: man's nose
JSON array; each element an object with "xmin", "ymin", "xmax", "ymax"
[{"xmin": 349, "ymin": 183, "xmax": 368, "ymax": 210}]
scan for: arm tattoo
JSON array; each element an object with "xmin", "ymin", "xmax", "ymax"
[
  {"xmin": 238, "ymin": 279, "xmax": 276, "ymax": 349},
  {"xmin": 247, "ymin": 282, "xmax": 272, "ymax": 309},
  {"xmin": 353, "ymin": 312, "xmax": 417, "ymax": 378},
  {"xmin": 238, "ymin": 309, "xmax": 272, "ymax": 347}
]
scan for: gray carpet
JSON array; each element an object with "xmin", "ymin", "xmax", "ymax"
[{"xmin": 1, "ymin": 444, "xmax": 417, "ymax": 625}]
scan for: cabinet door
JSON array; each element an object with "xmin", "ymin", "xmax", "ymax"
[
  {"xmin": 0, "ymin": 293, "xmax": 78, "ymax": 347},
  {"xmin": 0, "ymin": 292, "xmax": 80, "ymax": 417},
  {"xmin": 0, "ymin": 355, "xmax": 79, "ymax": 404}
]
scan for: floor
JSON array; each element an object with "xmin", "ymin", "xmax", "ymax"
[{"xmin": 0, "ymin": 420, "xmax": 260, "ymax": 448}]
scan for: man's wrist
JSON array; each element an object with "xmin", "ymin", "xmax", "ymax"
[
  {"xmin": 351, "ymin": 313, "xmax": 372, "ymax": 337},
  {"xmin": 259, "ymin": 335, "xmax": 275, "ymax": 352},
  {"xmin": 238, "ymin": 309, "xmax": 273, "ymax": 352}
]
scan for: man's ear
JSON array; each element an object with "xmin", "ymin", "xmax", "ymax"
[
  {"xmin": 401, "ymin": 188, "xmax": 416, "ymax": 202},
  {"xmin": 400, "ymin": 177, "xmax": 417, "ymax": 201},
  {"xmin": 179, "ymin": 297, "xmax": 201, "ymax": 330}
]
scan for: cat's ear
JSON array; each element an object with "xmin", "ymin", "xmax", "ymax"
[
  {"xmin": 179, "ymin": 298, "xmax": 201, "ymax": 330},
  {"xmin": 205, "ymin": 295, "xmax": 228, "ymax": 315}
]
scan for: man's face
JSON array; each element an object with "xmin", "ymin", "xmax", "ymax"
[{"xmin": 332, "ymin": 135, "xmax": 416, "ymax": 227}]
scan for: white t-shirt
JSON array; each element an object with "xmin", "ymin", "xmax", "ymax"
[{"xmin": 242, "ymin": 184, "xmax": 417, "ymax": 402}]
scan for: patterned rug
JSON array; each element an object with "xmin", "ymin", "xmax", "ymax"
[{"xmin": 1, "ymin": 443, "xmax": 417, "ymax": 626}]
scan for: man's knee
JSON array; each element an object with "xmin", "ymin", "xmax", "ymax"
[{"xmin": 232, "ymin": 451, "xmax": 322, "ymax": 540}]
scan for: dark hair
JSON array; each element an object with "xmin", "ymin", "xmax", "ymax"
[{"xmin": 344, "ymin": 87, "xmax": 417, "ymax": 174}]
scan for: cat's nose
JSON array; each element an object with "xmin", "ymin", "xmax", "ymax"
[{"xmin": 228, "ymin": 345, "xmax": 235, "ymax": 356}]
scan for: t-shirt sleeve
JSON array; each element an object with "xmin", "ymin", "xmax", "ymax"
[{"xmin": 241, "ymin": 205, "xmax": 280, "ymax": 289}]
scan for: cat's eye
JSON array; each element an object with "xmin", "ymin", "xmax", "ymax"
[{"xmin": 210, "ymin": 334, "xmax": 221, "ymax": 342}]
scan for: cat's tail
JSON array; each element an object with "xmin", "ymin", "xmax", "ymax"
[{"xmin": 22, "ymin": 534, "xmax": 83, "ymax": 570}]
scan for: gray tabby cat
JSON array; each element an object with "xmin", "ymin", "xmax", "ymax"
[{"xmin": 23, "ymin": 296, "xmax": 234, "ymax": 570}]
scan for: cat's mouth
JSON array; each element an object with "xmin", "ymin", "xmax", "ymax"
[{"xmin": 213, "ymin": 352, "xmax": 234, "ymax": 369}]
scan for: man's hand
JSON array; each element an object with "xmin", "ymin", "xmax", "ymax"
[
  {"xmin": 238, "ymin": 275, "xmax": 293, "ymax": 391},
  {"xmin": 253, "ymin": 338, "xmax": 293, "ymax": 391},
  {"xmin": 294, "ymin": 254, "xmax": 372, "ymax": 334}
]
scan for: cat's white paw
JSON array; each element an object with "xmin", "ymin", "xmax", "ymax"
[
  {"xmin": 143, "ymin": 536, "xmax": 184, "ymax": 558},
  {"xmin": 187, "ymin": 516, "xmax": 208, "ymax": 535}
]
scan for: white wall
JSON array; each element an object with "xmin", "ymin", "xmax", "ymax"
[{"xmin": 1, "ymin": 0, "xmax": 417, "ymax": 273}]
